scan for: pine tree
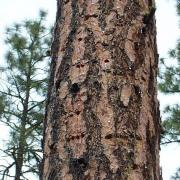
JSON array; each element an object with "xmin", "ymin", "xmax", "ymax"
[
  {"xmin": 158, "ymin": 0, "xmax": 180, "ymax": 179},
  {"xmin": 159, "ymin": 48, "xmax": 180, "ymax": 145},
  {"xmin": 0, "ymin": 10, "xmax": 52, "ymax": 180},
  {"xmin": 42, "ymin": 1, "xmax": 161, "ymax": 179}
]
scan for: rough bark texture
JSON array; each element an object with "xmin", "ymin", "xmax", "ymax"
[{"xmin": 42, "ymin": 0, "xmax": 161, "ymax": 179}]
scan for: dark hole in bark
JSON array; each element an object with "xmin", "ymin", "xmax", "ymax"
[
  {"xmin": 102, "ymin": 42, "xmax": 108, "ymax": 46},
  {"xmin": 134, "ymin": 85, "xmax": 141, "ymax": 95},
  {"xmin": 141, "ymin": 76, "xmax": 146, "ymax": 81},
  {"xmin": 71, "ymin": 136, "xmax": 75, "ymax": 140},
  {"xmin": 71, "ymin": 28, "xmax": 76, "ymax": 35},
  {"xmin": 76, "ymin": 64, "xmax": 85, "ymax": 68},
  {"xmin": 133, "ymin": 164, "xmax": 138, "ymax": 169},
  {"xmin": 128, "ymin": 151, "xmax": 134, "ymax": 158},
  {"xmin": 69, "ymin": 113, "xmax": 74, "ymax": 117},
  {"xmin": 77, "ymin": 158, "xmax": 88, "ymax": 168},
  {"xmin": 134, "ymin": 42, "xmax": 139, "ymax": 50},
  {"xmin": 81, "ymin": 132, "xmax": 85, "ymax": 138},
  {"xmin": 49, "ymin": 143, "xmax": 56, "ymax": 150},
  {"xmin": 105, "ymin": 134, "xmax": 113, "ymax": 139},
  {"xmin": 129, "ymin": 63, "xmax": 135, "ymax": 71},
  {"xmin": 113, "ymin": 86, "xmax": 118, "ymax": 91},
  {"xmin": 76, "ymin": 111, "xmax": 81, "ymax": 115},
  {"xmin": 78, "ymin": 37, "xmax": 83, "ymax": 41},
  {"xmin": 93, "ymin": 80, "xmax": 99, "ymax": 86},
  {"xmin": 64, "ymin": 0, "xmax": 70, "ymax": 4},
  {"xmin": 92, "ymin": 59, "xmax": 98, "ymax": 63},
  {"xmin": 70, "ymin": 83, "xmax": 80, "ymax": 94},
  {"xmin": 104, "ymin": 59, "xmax": 109, "ymax": 63},
  {"xmin": 141, "ymin": 27, "xmax": 146, "ymax": 34}
]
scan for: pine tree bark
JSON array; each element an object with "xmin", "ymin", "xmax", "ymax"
[{"xmin": 42, "ymin": 0, "xmax": 161, "ymax": 179}]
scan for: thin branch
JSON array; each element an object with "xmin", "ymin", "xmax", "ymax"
[
  {"xmin": 3, "ymin": 110, "xmax": 21, "ymax": 119},
  {"xmin": 161, "ymin": 139, "xmax": 180, "ymax": 145},
  {"xmin": 0, "ymin": 90, "xmax": 21, "ymax": 99},
  {"xmin": 27, "ymin": 100, "xmax": 45, "ymax": 112},
  {"xmin": 1, "ymin": 162, "xmax": 15, "ymax": 180},
  {"xmin": 0, "ymin": 119, "xmax": 18, "ymax": 130},
  {"xmin": 10, "ymin": 74, "xmax": 24, "ymax": 104}
]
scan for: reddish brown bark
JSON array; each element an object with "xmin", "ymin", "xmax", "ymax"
[{"xmin": 42, "ymin": 0, "xmax": 161, "ymax": 179}]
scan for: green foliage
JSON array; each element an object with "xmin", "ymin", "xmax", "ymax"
[
  {"xmin": 159, "ymin": 46, "xmax": 180, "ymax": 145},
  {"xmin": 0, "ymin": 10, "xmax": 52, "ymax": 179},
  {"xmin": 158, "ymin": 52, "xmax": 180, "ymax": 94},
  {"xmin": 161, "ymin": 105, "xmax": 180, "ymax": 144},
  {"xmin": 159, "ymin": 32, "xmax": 180, "ymax": 146},
  {"xmin": 177, "ymin": 0, "xmax": 180, "ymax": 16},
  {"xmin": 172, "ymin": 168, "xmax": 180, "ymax": 179},
  {"xmin": 158, "ymin": 0, "xmax": 180, "ymax": 178}
]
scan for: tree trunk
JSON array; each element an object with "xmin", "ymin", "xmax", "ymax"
[
  {"xmin": 42, "ymin": 0, "xmax": 161, "ymax": 179},
  {"xmin": 15, "ymin": 61, "xmax": 31, "ymax": 180}
]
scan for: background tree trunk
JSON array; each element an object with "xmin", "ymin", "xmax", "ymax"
[{"xmin": 42, "ymin": 0, "xmax": 161, "ymax": 179}]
